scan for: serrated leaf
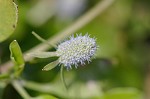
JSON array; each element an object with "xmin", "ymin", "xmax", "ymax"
[
  {"xmin": 9, "ymin": 40, "xmax": 24, "ymax": 77},
  {"xmin": 42, "ymin": 60, "xmax": 59, "ymax": 71},
  {"xmin": 0, "ymin": 0, "xmax": 18, "ymax": 42},
  {"xmin": 29, "ymin": 52, "xmax": 57, "ymax": 58}
]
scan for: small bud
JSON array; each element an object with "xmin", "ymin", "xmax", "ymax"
[{"xmin": 56, "ymin": 34, "xmax": 97, "ymax": 69}]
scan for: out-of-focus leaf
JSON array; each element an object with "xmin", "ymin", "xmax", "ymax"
[
  {"xmin": 0, "ymin": 0, "xmax": 18, "ymax": 42},
  {"xmin": 29, "ymin": 52, "xmax": 57, "ymax": 58},
  {"xmin": 80, "ymin": 21, "xmax": 121, "ymax": 58},
  {"xmin": 31, "ymin": 94, "xmax": 57, "ymax": 99},
  {"xmin": 0, "ymin": 74, "xmax": 9, "ymax": 80},
  {"xmin": 79, "ymin": 0, "xmax": 133, "ymax": 58},
  {"xmin": 9, "ymin": 40, "xmax": 24, "ymax": 77},
  {"xmin": 68, "ymin": 81, "xmax": 103, "ymax": 99},
  {"xmin": 102, "ymin": 88, "xmax": 143, "ymax": 99},
  {"xmin": 0, "ymin": 82, "xmax": 6, "ymax": 99},
  {"xmin": 42, "ymin": 60, "xmax": 59, "ymax": 71}
]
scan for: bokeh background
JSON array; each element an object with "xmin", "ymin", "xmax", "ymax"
[{"xmin": 0, "ymin": 0, "xmax": 150, "ymax": 98}]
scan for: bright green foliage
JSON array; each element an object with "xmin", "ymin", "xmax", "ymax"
[
  {"xmin": 101, "ymin": 88, "xmax": 143, "ymax": 99},
  {"xmin": 31, "ymin": 95, "xmax": 57, "ymax": 99},
  {"xmin": 9, "ymin": 40, "xmax": 24, "ymax": 77},
  {"xmin": 0, "ymin": 0, "xmax": 18, "ymax": 42}
]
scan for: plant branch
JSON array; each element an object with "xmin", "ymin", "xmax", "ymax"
[
  {"xmin": 12, "ymin": 80, "xmax": 31, "ymax": 99},
  {"xmin": 22, "ymin": 80, "xmax": 66, "ymax": 98},
  {"xmin": 0, "ymin": 0, "xmax": 115, "ymax": 73}
]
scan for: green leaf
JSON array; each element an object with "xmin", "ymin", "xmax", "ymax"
[
  {"xmin": 0, "ymin": 73, "xmax": 9, "ymax": 80},
  {"xmin": 0, "ymin": 0, "xmax": 18, "ymax": 42},
  {"xmin": 29, "ymin": 52, "xmax": 57, "ymax": 58},
  {"xmin": 9, "ymin": 40, "xmax": 24, "ymax": 77},
  {"xmin": 31, "ymin": 94, "xmax": 57, "ymax": 99},
  {"xmin": 42, "ymin": 60, "xmax": 59, "ymax": 71},
  {"xmin": 102, "ymin": 88, "xmax": 143, "ymax": 99}
]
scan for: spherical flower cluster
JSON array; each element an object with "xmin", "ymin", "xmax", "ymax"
[{"xmin": 56, "ymin": 34, "xmax": 97, "ymax": 69}]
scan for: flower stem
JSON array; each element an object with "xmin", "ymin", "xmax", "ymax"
[
  {"xmin": 60, "ymin": 65, "xmax": 67, "ymax": 91},
  {"xmin": 12, "ymin": 80, "xmax": 31, "ymax": 99}
]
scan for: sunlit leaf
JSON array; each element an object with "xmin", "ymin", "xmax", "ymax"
[
  {"xmin": 42, "ymin": 60, "xmax": 59, "ymax": 71},
  {"xmin": 0, "ymin": 0, "xmax": 18, "ymax": 42},
  {"xmin": 29, "ymin": 52, "xmax": 57, "ymax": 58},
  {"xmin": 9, "ymin": 40, "xmax": 24, "ymax": 77},
  {"xmin": 31, "ymin": 94, "xmax": 57, "ymax": 99},
  {"xmin": 102, "ymin": 88, "xmax": 143, "ymax": 99}
]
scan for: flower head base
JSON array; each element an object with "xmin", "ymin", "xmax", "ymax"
[{"xmin": 56, "ymin": 34, "xmax": 97, "ymax": 69}]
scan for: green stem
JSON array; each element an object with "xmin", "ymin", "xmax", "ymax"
[
  {"xmin": 12, "ymin": 80, "xmax": 31, "ymax": 99},
  {"xmin": 60, "ymin": 65, "xmax": 67, "ymax": 91},
  {"xmin": 22, "ymin": 80, "xmax": 67, "ymax": 98}
]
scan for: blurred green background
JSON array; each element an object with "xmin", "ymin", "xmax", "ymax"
[{"xmin": 0, "ymin": 0, "xmax": 150, "ymax": 98}]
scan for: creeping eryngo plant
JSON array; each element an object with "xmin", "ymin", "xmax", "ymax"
[
  {"xmin": 30, "ymin": 32, "xmax": 98, "ymax": 71},
  {"xmin": 30, "ymin": 32, "xmax": 98, "ymax": 90}
]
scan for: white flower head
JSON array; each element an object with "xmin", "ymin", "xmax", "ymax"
[
  {"xmin": 56, "ymin": 33, "xmax": 97, "ymax": 69},
  {"xmin": 30, "ymin": 32, "xmax": 98, "ymax": 71}
]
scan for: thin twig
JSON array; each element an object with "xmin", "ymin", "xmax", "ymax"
[
  {"xmin": 60, "ymin": 65, "xmax": 67, "ymax": 91},
  {"xmin": 32, "ymin": 31, "xmax": 57, "ymax": 48},
  {"xmin": 0, "ymin": 0, "xmax": 115, "ymax": 73},
  {"xmin": 12, "ymin": 80, "xmax": 31, "ymax": 99}
]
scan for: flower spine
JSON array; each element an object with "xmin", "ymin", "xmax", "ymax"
[{"xmin": 56, "ymin": 34, "xmax": 97, "ymax": 69}]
